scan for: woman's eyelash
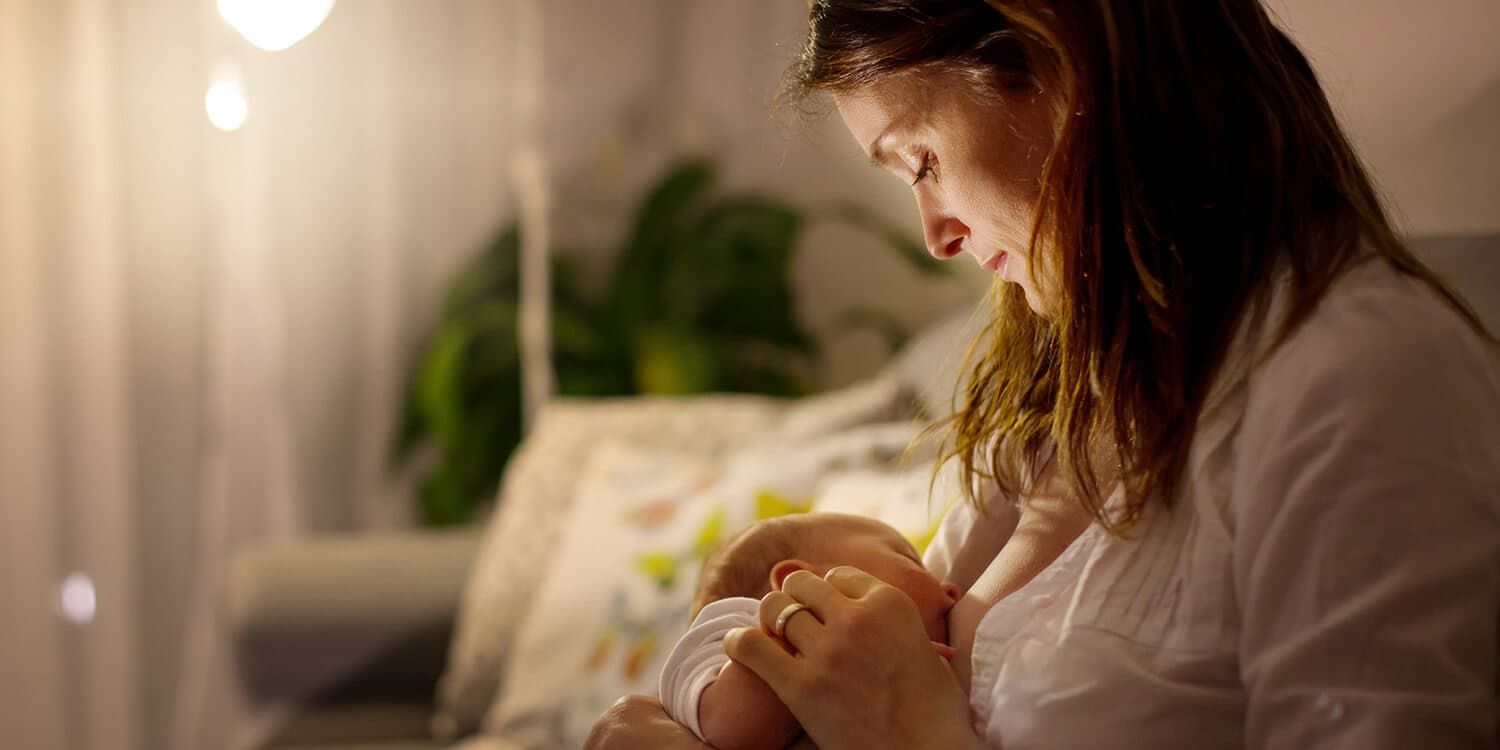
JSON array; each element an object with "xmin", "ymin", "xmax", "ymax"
[{"xmin": 911, "ymin": 156, "xmax": 935, "ymax": 185}]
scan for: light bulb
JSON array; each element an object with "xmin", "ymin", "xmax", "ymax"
[
  {"xmin": 218, "ymin": 0, "xmax": 335, "ymax": 52},
  {"xmin": 205, "ymin": 78, "xmax": 248, "ymax": 132},
  {"xmin": 58, "ymin": 573, "xmax": 97, "ymax": 624}
]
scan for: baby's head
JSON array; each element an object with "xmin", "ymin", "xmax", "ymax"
[{"xmin": 694, "ymin": 513, "xmax": 960, "ymax": 643}]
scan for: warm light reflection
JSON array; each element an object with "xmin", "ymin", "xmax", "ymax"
[
  {"xmin": 59, "ymin": 573, "xmax": 97, "ymax": 624},
  {"xmin": 218, "ymin": 0, "xmax": 335, "ymax": 52},
  {"xmin": 205, "ymin": 78, "xmax": 248, "ymax": 132}
]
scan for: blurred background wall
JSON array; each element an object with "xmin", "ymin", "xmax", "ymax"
[{"xmin": 0, "ymin": 1, "xmax": 1495, "ymax": 750}]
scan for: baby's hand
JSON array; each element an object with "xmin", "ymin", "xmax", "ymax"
[{"xmin": 932, "ymin": 641, "xmax": 957, "ymax": 660}]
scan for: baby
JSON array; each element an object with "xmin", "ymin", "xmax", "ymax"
[
  {"xmin": 657, "ymin": 481, "xmax": 1095, "ymax": 750},
  {"xmin": 657, "ymin": 513, "xmax": 961, "ymax": 750}
]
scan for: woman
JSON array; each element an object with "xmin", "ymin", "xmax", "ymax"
[{"xmin": 587, "ymin": 1, "xmax": 1500, "ymax": 748}]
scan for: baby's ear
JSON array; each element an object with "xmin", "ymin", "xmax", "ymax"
[{"xmin": 769, "ymin": 559, "xmax": 812, "ymax": 591}]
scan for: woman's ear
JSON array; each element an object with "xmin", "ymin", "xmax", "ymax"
[{"xmin": 769, "ymin": 559, "xmax": 813, "ymax": 591}]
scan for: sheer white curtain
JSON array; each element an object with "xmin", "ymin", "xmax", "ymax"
[{"xmin": 0, "ymin": 1, "xmax": 519, "ymax": 748}]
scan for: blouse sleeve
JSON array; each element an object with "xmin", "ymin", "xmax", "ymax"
[{"xmin": 1232, "ymin": 302, "xmax": 1500, "ymax": 749}]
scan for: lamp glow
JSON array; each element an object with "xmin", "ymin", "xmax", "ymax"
[
  {"xmin": 58, "ymin": 573, "xmax": 97, "ymax": 624},
  {"xmin": 218, "ymin": 0, "xmax": 335, "ymax": 52},
  {"xmin": 205, "ymin": 78, "xmax": 248, "ymax": 132}
]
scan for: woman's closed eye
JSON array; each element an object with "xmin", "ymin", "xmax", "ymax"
[{"xmin": 911, "ymin": 153, "xmax": 936, "ymax": 185}]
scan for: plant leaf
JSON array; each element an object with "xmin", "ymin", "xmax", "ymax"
[
  {"xmin": 420, "ymin": 471, "xmax": 473, "ymax": 526},
  {"xmin": 444, "ymin": 224, "xmax": 521, "ymax": 317},
  {"xmin": 607, "ymin": 159, "xmax": 717, "ymax": 336},
  {"xmin": 414, "ymin": 321, "xmax": 473, "ymax": 451},
  {"xmin": 390, "ymin": 379, "xmax": 428, "ymax": 466},
  {"xmin": 667, "ymin": 196, "xmax": 815, "ymax": 353},
  {"xmin": 634, "ymin": 325, "xmax": 720, "ymax": 395}
]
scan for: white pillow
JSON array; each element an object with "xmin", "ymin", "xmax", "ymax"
[{"xmin": 482, "ymin": 421, "xmax": 928, "ymax": 749}]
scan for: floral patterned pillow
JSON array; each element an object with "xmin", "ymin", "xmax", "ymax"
[{"xmin": 435, "ymin": 396, "xmax": 790, "ymax": 740}]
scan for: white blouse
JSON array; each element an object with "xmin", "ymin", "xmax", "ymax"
[{"xmin": 923, "ymin": 258, "xmax": 1500, "ymax": 749}]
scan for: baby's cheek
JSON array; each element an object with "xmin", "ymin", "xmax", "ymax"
[
  {"xmin": 886, "ymin": 569, "xmax": 951, "ymax": 640},
  {"xmin": 914, "ymin": 591, "xmax": 953, "ymax": 642},
  {"xmin": 930, "ymin": 605, "xmax": 951, "ymax": 643}
]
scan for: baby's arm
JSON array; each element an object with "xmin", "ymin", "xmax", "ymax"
[
  {"xmin": 697, "ymin": 659, "xmax": 803, "ymax": 750},
  {"xmin": 660, "ymin": 597, "xmax": 805, "ymax": 750}
]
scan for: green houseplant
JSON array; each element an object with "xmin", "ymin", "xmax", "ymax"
[{"xmin": 393, "ymin": 158, "xmax": 944, "ymax": 525}]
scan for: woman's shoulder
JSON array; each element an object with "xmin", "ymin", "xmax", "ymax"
[
  {"xmin": 1239, "ymin": 257, "xmax": 1500, "ymax": 471},
  {"xmin": 1252, "ymin": 258, "xmax": 1499, "ymax": 413}
]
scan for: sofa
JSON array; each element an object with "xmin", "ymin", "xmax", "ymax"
[{"xmin": 227, "ymin": 235, "xmax": 1499, "ymax": 750}]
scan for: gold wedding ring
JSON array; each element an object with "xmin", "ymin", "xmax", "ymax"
[{"xmin": 772, "ymin": 602, "xmax": 811, "ymax": 638}]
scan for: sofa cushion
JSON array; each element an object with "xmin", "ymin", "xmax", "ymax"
[
  {"xmin": 229, "ymin": 530, "xmax": 480, "ymax": 705},
  {"xmin": 262, "ymin": 701, "xmax": 437, "ymax": 748}
]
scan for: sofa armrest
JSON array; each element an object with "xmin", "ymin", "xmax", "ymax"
[{"xmin": 228, "ymin": 529, "xmax": 482, "ymax": 704}]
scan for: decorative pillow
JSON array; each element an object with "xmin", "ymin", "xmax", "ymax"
[
  {"xmin": 482, "ymin": 421, "xmax": 927, "ymax": 749},
  {"xmin": 433, "ymin": 395, "xmax": 792, "ymax": 740}
]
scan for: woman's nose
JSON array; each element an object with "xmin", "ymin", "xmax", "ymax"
[{"xmin": 918, "ymin": 196, "xmax": 968, "ymax": 260}]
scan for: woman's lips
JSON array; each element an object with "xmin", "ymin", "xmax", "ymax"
[{"xmin": 982, "ymin": 252, "xmax": 1009, "ymax": 274}]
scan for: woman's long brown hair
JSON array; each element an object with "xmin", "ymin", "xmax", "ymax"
[{"xmin": 788, "ymin": 0, "xmax": 1493, "ymax": 531}]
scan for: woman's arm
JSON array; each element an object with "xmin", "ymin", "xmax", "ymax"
[
  {"xmin": 725, "ymin": 567, "xmax": 988, "ymax": 750},
  {"xmin": 1233, "ymin": 316, "xmax": 1500, "ymax": 748},
  {"xmin": 584, "ymin": 695, "xmax": 715, "ymax": 750}
]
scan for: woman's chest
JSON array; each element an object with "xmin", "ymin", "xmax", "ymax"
[{"xmin": 967, "ymin": 462, "xmax": 1248, "ymax": 749}]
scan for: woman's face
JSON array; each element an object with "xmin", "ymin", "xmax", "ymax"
[{"xmin": 834, "ymin": 70, "xmax": 1056, "ymax": 314}]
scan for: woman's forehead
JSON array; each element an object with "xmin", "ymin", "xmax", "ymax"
[{"xmin": 833, "ymin": 78, "xmax": 931, "ymax": 160}]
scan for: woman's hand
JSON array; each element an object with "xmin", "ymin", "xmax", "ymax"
[
  {"xmin": 582, "ymin": 694, "xmax": 713, "ymax": 750},
  {"xmin": 724, "ymin": 566, "xmax": 985, "ymax": 750}
]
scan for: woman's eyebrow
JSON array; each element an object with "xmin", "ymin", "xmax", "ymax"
[{"xmin": 865, "ymin": 107, "xmax": 924, "ymax": 168}]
